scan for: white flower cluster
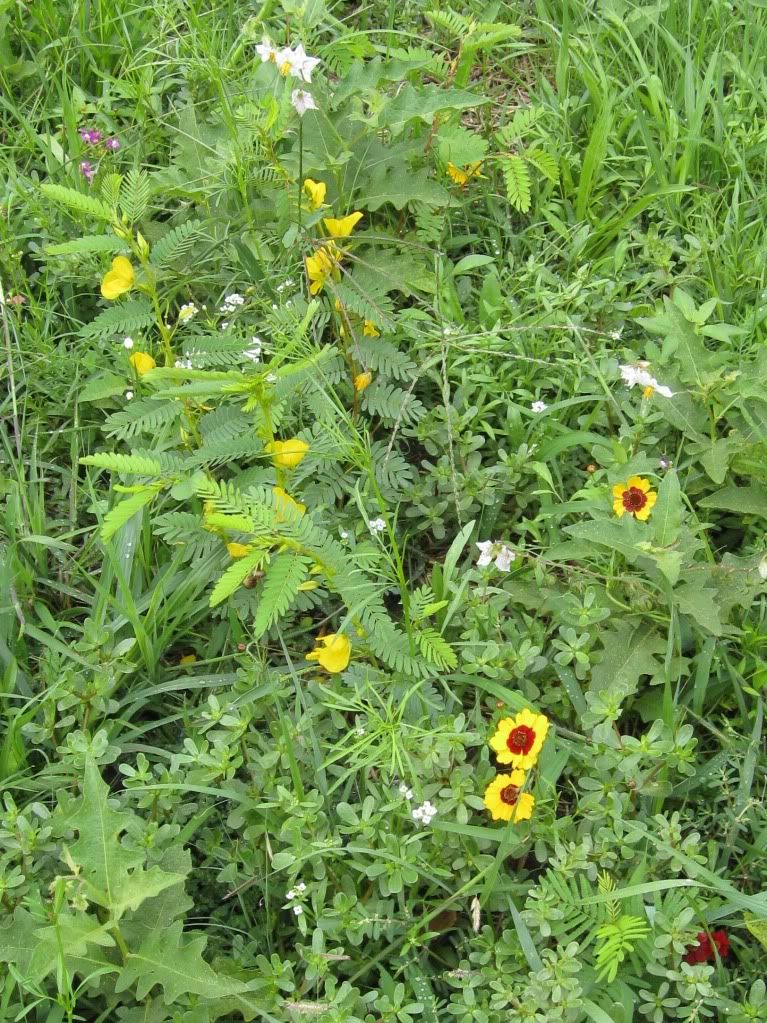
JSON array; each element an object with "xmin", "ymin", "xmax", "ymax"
[
  {"xmin": 256, "ymin": 40, "xmax": 320, "ymax": 116},
  {"xmin": 368, "ymin": 518, "xmax": 386, "ymax": 535},
  {"xmin": 619, "ymin": 362, "xmax": 674, "ymax": 398},
  {"xmin": 531, "ymin": 400, "xmax": 548, "ymax": 413},
  {"xmin": 220, "ymin": 293, "xmax": 245, "ymax": 315},
  {"xmin": 412, "ymin": 801, "xmax": 437, "ymax": 826},
  {"xmin": 122, "ymin": 336, "xmax": 134, "ymax": 349},
  {"xmin": 174, "ymin": 357, "xmax": 193, "ymax": 369},
  {"xmin": 286, "ymin": 880, "xmax": 306, "ymax": 915},
  {"xmin": 476, "ymin": 541, "xmax": 515, "ymax": 572},
  {"xmin": 178, "ymin": 302, "xmax": 198, "ymax": 323},
  {"xmin": 398, "ymin": 782, "xmax": 413, "ymax": 800}
]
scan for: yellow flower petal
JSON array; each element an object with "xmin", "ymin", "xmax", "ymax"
[
  {"xmin": 303, "ymin": 178, "xmax": 327, "ymax": 211},
  {"xmin": 101, "ymin": 255, "xmax": 135, "ymax": 300},
  {"xmin": 489, "ymin": 709, "xmax": 549, "ymax": 770},
  {"xmin": 447, "ymin": 161, "xmax": 483, "ymax": 186},
  {"xmin": 323, "ymin": 212, "xmax": 363, "ymax": 238},
  {"xmin": 613, "ymin": 499, "xmax": 626, "ymax": 517},
  {"xmin": 484, "ymin": 771, "xmax": 535, "ymax": 823},
  {"xmin": 227, "ymin": 542, "xmax": 253, "ymax": 559},
  {"xmin": 273, "ymin": 486, "xmax": 306, "ymax": 516},
  {"xmin": 627, "ymin": 476, "xmax": 650, "ymax": 492},
  {"xmin": 179, "ymin": 653, "xmax": 197, "ymax": 666},
  {"xmin": 129, "ymin": 351, "xmax": 156, "ymax": 376},
  {"xmin": 305, "ymin": 633, "xmax": 351, "ymax": 673},
  {"xmin": 353, "ymin": 371, "xmax": 372, "ymax": 393},
  {"xmin": 612, "ymin": 484, "xmax": 627, "ymax": 498},
  {"xmin": 363, "ymin": 320, "xmax": 380, "ymax": 337},
  {"xmin": 266, "ymin": 438, "xmax": 309, "ymax": 469}
]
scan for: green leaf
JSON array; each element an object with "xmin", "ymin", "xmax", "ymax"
[
  {"xmin": 363, "ymin": 165, "xmax": 450, "ymax": 211},
  {"xmin": 210, "ymin": 549, "xmax": 267, "ymax": 606},
  {"xmin": 524, "ymin": 146, "xmax": 559, "ymax": 184},
  {"xmin": 590, "ymin": 623, "xmax": 665, "ymax": 696},
  {"xmin": 115, "ymin": 920, "xmax": 247, "ymax": 1004},
  {"xmin": 41, "ymin": 182, "xmax": 114, "ymax": 221},
  {"xmin": 66, "ymin": 757, "xmax": 185, "ymax": 921},
  {"xmin": 651, "ymin": 469, "xmax": 682, "ymax": 547},
  {"xmin": 81, "ymin": 452, "xmax": 165, "ymax": 475},
  {"xmin": 253, "ymin": 553, "xmax": 311, "ymax": 637},
  {"xmin": 0, "ymin": 904, "xmax": 117, "ymax": 985},
  {"xmin": 675, "ymin": 582, "xmax": 724, "ymax": 636},
  {"xmin": 501, "ymin": 154, "xmax": 531, "ymax": 213},
  {"xmin": 45, "ymin": 235, "xmax": 125, "ymax": 257},
  {"xmin": 101, "ymin": 487, "xmax": 160, "ymax": 541},
  {"xmin": 79, "ymin": 297, "xmax": 155, "ymax": 338},
  {"xmin": 380, "ymin": 84, "xmax": 485, "ymax": 134},
  {"xmin": 149, "ymin": 219, "xmax": 204, "ymax": 268},
  {"xmin": 121, "ymin": 168, "xmax": 151, "ymax": 223},
  {"xmin": 699, "ymin": 484, "xmax": 767, "ymax": 518}
]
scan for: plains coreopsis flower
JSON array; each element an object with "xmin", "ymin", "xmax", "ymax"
[
  {"xmin": 305, "ymin": 633, "xmax": 351, "ymax": 673},
  {"xmin": 490, "ymin": 709, "xmax": 549, "ymax": 770},
  {"xmin": 291, "ymin": 89, "xmax": 317, "ymax": 116},
  {"xmin": 476, "ymin": 541, "xmax": 515, "ymax": 572},
  {"xmin": 266, "ymin": 438, "xmax": 309, "ymax": 469},
  {"xmin": 101, "ymin": 256, "xmax": 134, "ymax": 300},
  {"xmin": 612, "ymin": 475, "xmax": 657, "ymax": 521},
  {"xmin": 484, "ymin": 770, "xmax": 535, "ymax": 823}
]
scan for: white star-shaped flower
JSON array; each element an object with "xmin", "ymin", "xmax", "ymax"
[
  {"xmin": 290, "ymin": 44, "xmax": 321, "ymax": 82},
  {"xmin": 255, "ymin": 37, "xmax": 279, "ymax": 63},
  {"xmin": 291, "ymin": 89, "xmax": 317, "ymax": 116}
]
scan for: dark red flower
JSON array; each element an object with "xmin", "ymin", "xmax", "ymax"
[{"xmin": 684, "ymin": 929, "xmax": 730, "ymax": 965}]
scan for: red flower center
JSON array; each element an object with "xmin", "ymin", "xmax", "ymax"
[
  {"xmin": 500, "ymin": 784, "xmax": 520, "ymax": 806},
  {"xmin": 622, "ymin": 487, "xmax": 647, "ymax": 513},
  {"xmin": 507, "ymin": 725, "xmax": 535, "ymax": 755}
]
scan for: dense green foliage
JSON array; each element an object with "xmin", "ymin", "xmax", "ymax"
[{"xmin": 1, "ymin": 0, "xmax": 767, "ymax": 1021}]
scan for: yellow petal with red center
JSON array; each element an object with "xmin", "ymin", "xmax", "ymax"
[
  {"xmin": 101, "ymin": 255, "xmax": 135, "ymax": 300},
  {"xmin": 489, "ymin": 708, "xmax": 549, "ymax": 769},
  {"xmin": 129, "ymin": 351, "xmax": 156, "ymax": 376},
  {"xmin": 612, "ymin": 484, "xmax": 627, "ymax": 498},
  {"xmin": 323, "ymin": 212, "xmax": 363, "ymax": 238},
  {"xmin": 613, "ymin": 499, "xmax": 626, "ymax": 517},
  {"xmin": 305, "ymin": 633, "xmax": 351, "ymax": 673},
  {"xmin": 483, "ymin": 770, "xmax": 535, "ymax": 822}
]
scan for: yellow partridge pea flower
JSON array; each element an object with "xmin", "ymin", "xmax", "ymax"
[
  {"xmin": 303, "ymin": 179, "xmax": 327, "ymax": 210},
  {"xmin": 484, "ymin": 771, "xmax": 535, "ymax": 823},
  {"xmin": 305, "ymin": 245, "xmax": 339, "ymax": 295},
  {"xmin": 129, "ymin": 352, "xmax": 156, "ymax": 376},
  {"xmin": 447, "ymin": 161, "xmax": 484, "ymax": 186},
  {"xmin": 273, "ymin": 486, "xmax": 306, "ymax": 516},
  {"xmin": 354, "ymin": 371, "xmax": 372, "ymax": 393},
  {"xmin": 266, "ymin": 438, "xmax": 309, "ymax": 469},
  {"xmin": 489, "ymin": 709, "xmax": 549, "ymax": 770},
  {"xmin": 226, "ymin": 542, "xmax": 253, "ymax": 559},
  {"xmin": 363, "ymin": 320, "xmax": 380, "ymax": 337},
  {"xmin": 101, "ymin": 256, "xmax": 135, "ymax": 300},
  {"xmin": 612, "ymin": 476, "xmax": 657, "ymax": 521},
  {"xmin": 306, "ymin": 633, "xmax": 351, "ymax": 673},
  {"xmin": 323, "ymin": 212, "xmax": 363, "ymax": 238}
]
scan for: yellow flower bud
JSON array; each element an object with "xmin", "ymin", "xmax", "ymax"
[
  {"xmin": 129, "ymin": 351, "xmax": 156, "ymax": 376},
  {"xmin": 226, "ymin": 542, "xmax": 253, "ymax": 559},
  {"xmin": 354, "ymin": 371, "xmax": 372, "ymax": 393}
]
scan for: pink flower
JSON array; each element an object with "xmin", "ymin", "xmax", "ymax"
[
  {"xmin": 79, "ymin": 128, "xmax": 102, "ymax": 145},
  {"xmin": 80, "ymin": 161, "xmax": 95, "ymax": 183},
  {"xmin": 105, "ymin": 137, "xmax": 121, "ymax": 151}
]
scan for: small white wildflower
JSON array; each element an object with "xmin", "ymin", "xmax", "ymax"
[
  {"xmin": 125, "ymin": 390, "xmax": 134, "ymax": 400},
  {"xmin": 368, "ymin": 518, "xmax": 386, "ymax": 535},
  {"xmin": 292, "ymin": 89, "xmax": 317, "ymax": 116},
  {"xmin": 178, "ymin": 302, "xmax": 198, "ymax": 323},
  {"xmin": 340, "ymin": 529, "xmax": 349, "ymax": 540},
  {"xmin": 286, "ymin": 889, "xmax": 296, "ymax": 900},
  {"xmin": 619, "ymin": 363, "xmax": 674, "ymax": 398},
  {"xmin": 356, "ymin": 727, "xmax": 365, "ymax": 736},
  {"xmin": 759, "ymin": 555, "xmax": 767, "ymax": 581},
  {"xmin": 290, "ymin": 44, "xmax": 321, "ymax": 83},
  {"xmin": 610, "ymin": 328, "xmax": 623, "ymax": 340},
  {"xmin": 266, "ymin": 372, "xmax": 277, "ymax": 383},
  {"xmin": 122, "ymin": 336, "xmax": 134, "ymax": 349},
  {"xmin": 256, "ymin": 37, "xmax": 279, "ymax": 63},
  {"xmin": 476, "ymin": 541, "xmax": 515, "ymax": 572},
  {"xmin": 412, "ymin": 801, "xmax": 436, "ymax": 825},
  {"xmin": 531, "ymin": 400, "xmax": 548, "ymax": 413},
  {"xmin": 398, "ymin": 783, "xmax": 413, "ymax": 800},
  {"xmin": 296, "ymin": 882, "xmax": 306, "ymax": 892},
  {"xmin": 221, "ymin": 321, "xmax": 229, "ymax": 330},
  {"xmin": 292, "ymin": 904, "xmax": 303, "ymax": 916}
]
